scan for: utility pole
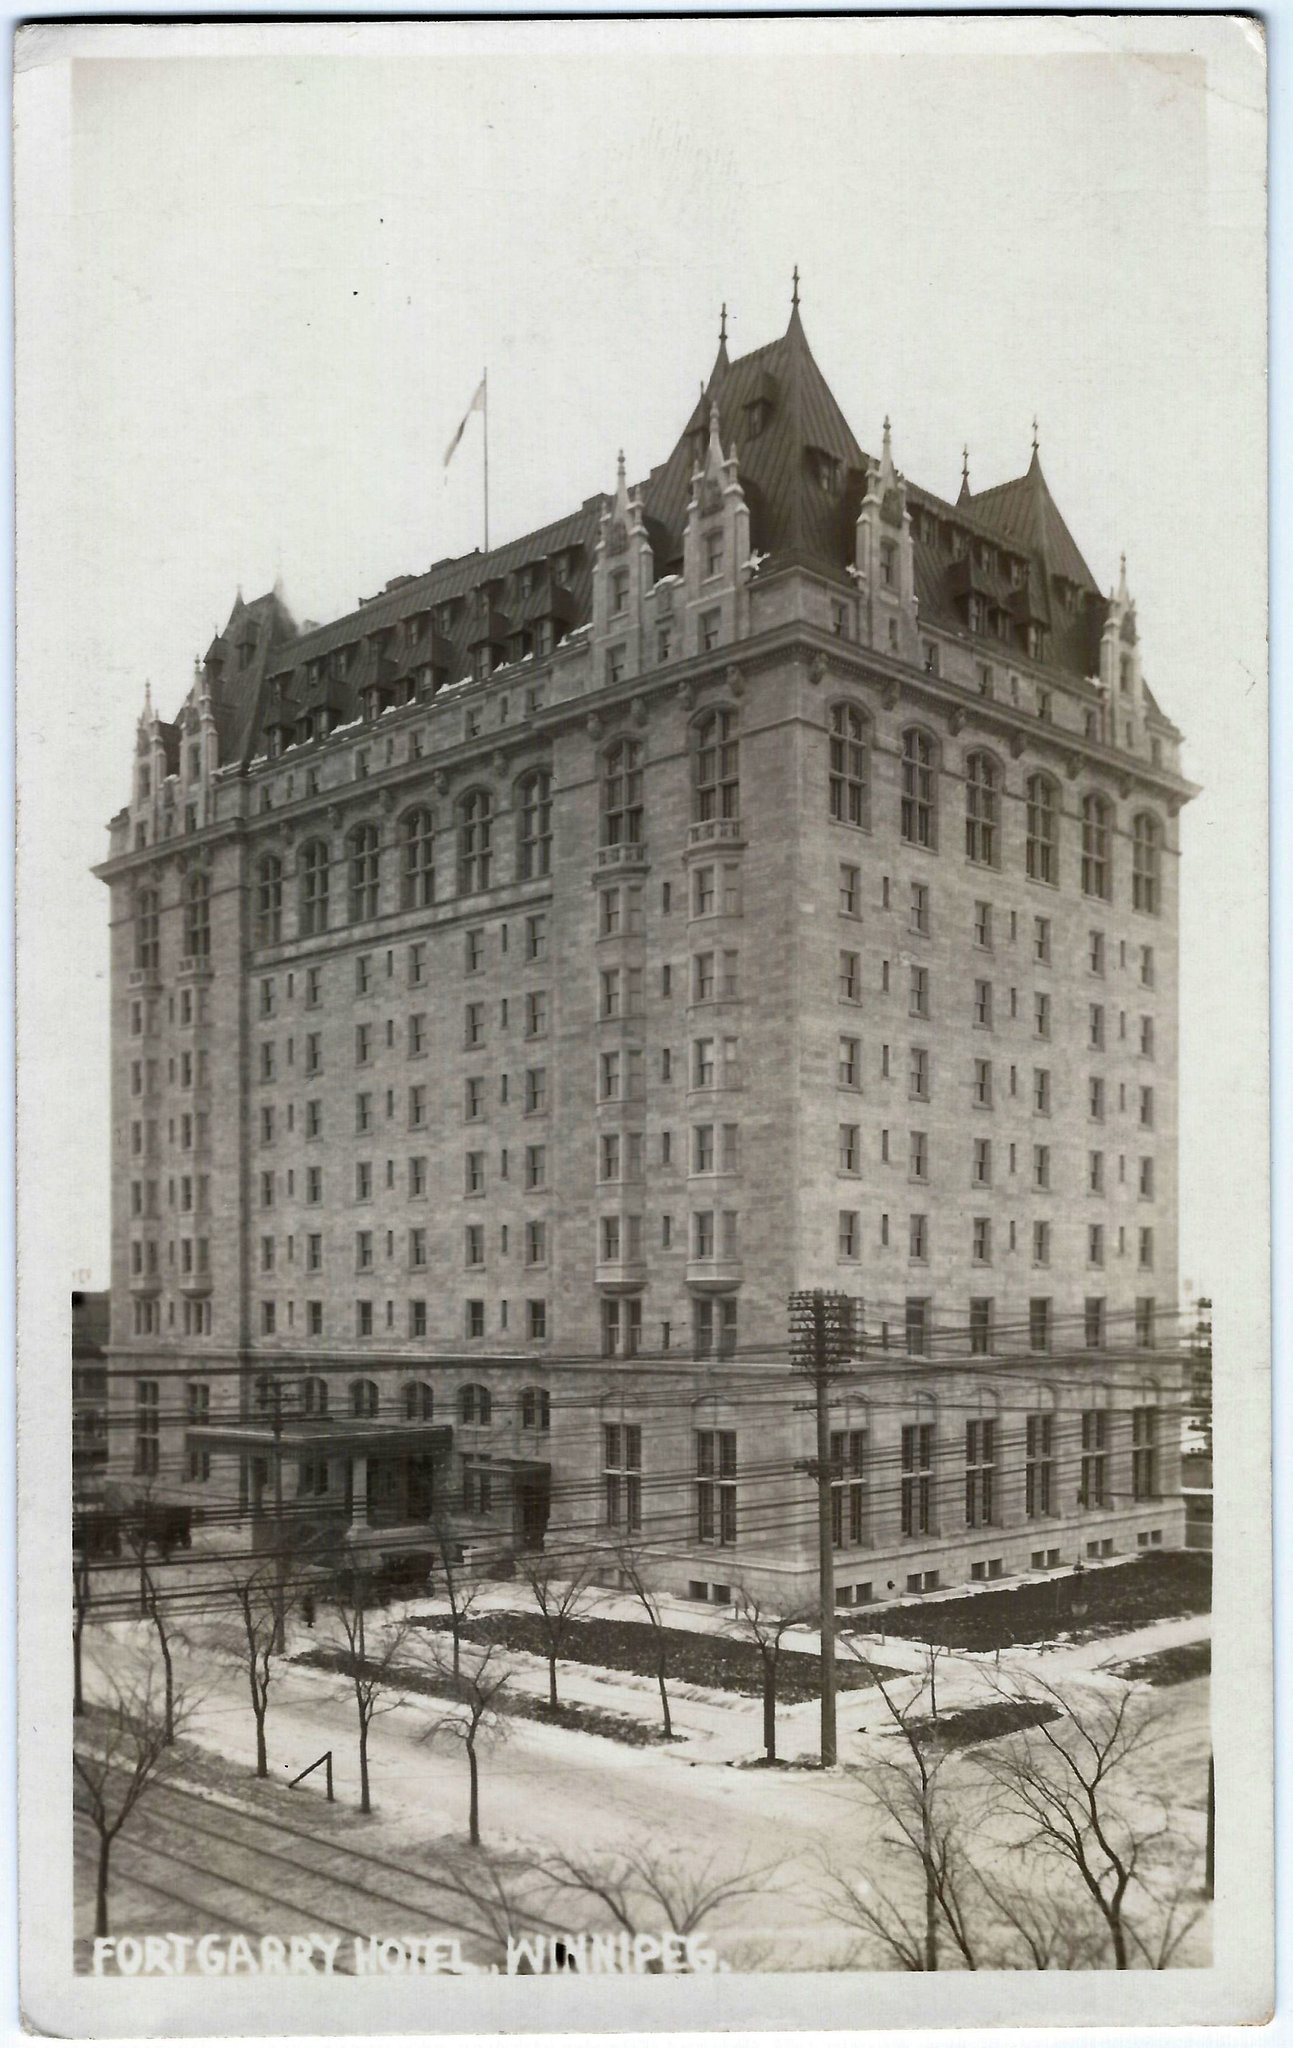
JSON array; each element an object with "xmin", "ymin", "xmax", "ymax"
[
  {"xmin": 271, "ymin": 1379, "xmax": 286, "ymax": 1654},
  {"xmin": 790, "ymin": 1289, "xmax": 853, "ymax": 1768}
]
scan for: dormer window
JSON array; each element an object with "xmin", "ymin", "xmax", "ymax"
[
  {"xmin": 518, "ymin": 570, "xmax": 533, "ymax": 601},
  {"xmin": 1027, "ymin": 625, "xmax": 1045, "ymax": 661},
  {"xmin": 704, "ymin": 532, "xmax": 724, "ymax": 579},
  {"xmin": 327, "ymin": 649, "xmax": 346, "ymax": 682},
  {"xmin": 1010, "ymin": 558, "xmax": 1026, "ymax": 590},
  {"xmin": 880, "ymin": 541, "xmax": 897, "ymax": 589},
  {"xmin": 968, "ymin": 595, "xmax": 986, "ymax": 635},
  {"xmin": 609, "ymin": 568, "xmax": 629, "ymax": 617},
  {"xmin": 813, "ymin": 451, "xmax": 842, "ymax": 493},
  {"xmin": 744, "ymin": 398, "xmax": 770, "ymax": 440}
]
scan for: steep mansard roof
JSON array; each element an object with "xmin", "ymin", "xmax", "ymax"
[{"xmin": 212, "ymin": 306, "xmax": 1130, "ymax": 762}]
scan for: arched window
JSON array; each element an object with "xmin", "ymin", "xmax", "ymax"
[
  {"xmin": 459, "ymin": 791, "xmax": 492, "ymax": 894},
  {"xmin": 1132, "ymin": 813, "xmax": 1161, "ymax": 914},
  {"xmin": 255, "ymin": 856, "xmax": 282, "ymax": 947},
  {"xmin": 184, "ymin": 871, "xmax": 210, "ymax": 961},
  {"xmin": 1081, "ymin": 793, "xmax": 1111, "ymax": 900},
  {"xmin": 900, "ymin": 728, "xmax": 936, "ymax": 848},
  {"xmin": 520, "ymin": 1385, "xmax": 551, "ymax": 1431},
  {"xmin": 518, "ymin": 770, "xmax": 553, "ymax": 880},
  {"xmin": 301, "ymin": 1376, "xmax": 328, "ymax": 1417},
  {"xmin": 403, "ymin": 1381, "xmax": 434, "ymax": 1422},
  {"xmin": 400, "ymin": 808, "xmax": 435, "ymax": 910},
  {"xmin": 458, "ymin": 1381, "xmax": 492, "ymax": 1426},
  {"xmin": 693, "ymin": 708, "xmax": 739, "ymax": 823},
  {"xmin": 829, "ymin": 704, "xmax": 869, "ymax": 828},
  {"xmin": 602, "ymin": 740, "xmax": 643, "ymax": 847},
  {"xmin": 300, "ymin": 841, "xmax": 330, "ymax": 936},
  {"xmin": 1025, "ymin": 774, "xmax": 1058, "ymax": 885},
  {"xmin": 964, "ymin": 752, "xmax": 999, "ymax": 867},
  {"xmin": 135, "ymin": 888, "xmax": 159, "ymax": 973},
  {"xmin": 349, "ymin": 1378, "xmax": 379, "ymax": 1418},
  {"xmin": 348, "ymin": 824, "xmax": 380, "ymax": 922}
]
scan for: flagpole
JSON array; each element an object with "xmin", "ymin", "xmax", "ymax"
[{"xmin": 482, "ymin": 367, "xmax": 489, "ymax": 554}]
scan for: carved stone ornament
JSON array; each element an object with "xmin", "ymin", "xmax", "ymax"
[
  {"xmin": 381, "ymin": 788, "xmax": 395, "ymax": 813},
  {"xmin": 631, "ymin": 696, "xmax": 648, "ymax": 728},
  {"xmin": 492, "ymin": 750, "xmax": 507, "ymax": 777},
  {"xmin": 947, "ymin": 706, "xmax": 965, "ymax": 736},
  {"xmin": 881, "ymin": 679, "xmax": 899, "ymax": 711},
  {"xmin": 434, "ymin": 769, "xmax": 450, "ymax": 796},
  {"xmin": 701, "ymin": 478, "xmax": 723, "ymax": 516},
  {"xmin": 677, "ymin": 680, "xmax": 695, "ymax": 711},
  {"xmin": 327, "ymin": 804, "xmax": 342, "ymax": 828},
  {"xmin": 726, "ymin": 664, "xmax": 746, "ymax": 699},
  {"xmin": 284, "ymin": 820, "xmax": 297, "ymax": 845},
  {"xmin": 807, "ymin": 654, "xmax": 826, "ymax": 689},
  {"xmin": 1119, "ymin": 774, "xmax": 1132, "ymax": 800},
  {"xmin": 606, "ymin": 519, "xmax": 629, "ymax": 557},
  {"xmin": 1010, "ymin": 731, "xmax": 1026, "ymax": 760},
  {"xmin": 586, "ymin": 712, "xmax": 603, "ymax": 741},
  {"xmin": 1065, "ymin": 753, "xmax": 1080, "ymax": 781}
]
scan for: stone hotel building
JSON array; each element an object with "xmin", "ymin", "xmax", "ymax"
[{"xmin": 97, "ymin": 292, "xmax": 1194, "ymax": 1604}]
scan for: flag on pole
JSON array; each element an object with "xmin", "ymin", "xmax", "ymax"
[{"xmin": 444, "ymin": 375, "xmax": 486, "ymax": 468}]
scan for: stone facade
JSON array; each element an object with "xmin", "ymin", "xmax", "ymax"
[{"xmin": 96, "ymin": 299, "xmax": 1193, "ymax": 1604}]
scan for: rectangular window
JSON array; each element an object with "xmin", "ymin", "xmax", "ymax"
[
  {"xmin": 972, "ymin": 1137, "xmax": 992, "ymax": 1186},
  {"xmin": 1034, "ymin": 1069, "xmax": 1051, "ymax": 1114},
  {"xmin": 1141, "ymin": 945, "xmax": 1155, "ymax": 988},
  {"xmin": 910, "ymin": 884, "xmax": 930, "ymax": 936},
  {"xmin": 839, "ymin": 951, "xmax": 861, "ymax": 1003},
  {"xmin": 1033, "ymin": 1143, "xmax": 1050, "ymax": 1191},
  {"xmin": 974, "ymin": 979, "xmax": 993, "ymax": 1029},
  {"xmin": 1034, "ymin": 992, "xmax": 1051, "ymax": 1039},
  {"xmin": 603, "ymin": 1423, "xmax": 643, "ymax": 1530},
  {"xmin": 973, "ymin": 900, "xmax": 991, "ymax": 949},
  {"xmin": 1132, "ymin": 1407, "xmax": 1159, "ymax": 1499},
  {"xmin": 909, "ymin": 1212, "xmax": 927, "ymax": 1261},
  {"xmin": 830, "ymin": 1429, "xmax": 868, "ymax": 1547},
  {"xmin": 1034, "ymin": 917, "xmax": 1052, "ymax": 965},
  {"xmin": 1033, "ymin": 1220, "xmax": 1051, "ymax": 1266},
  {"xmin": 838, "ymin": 1124, "xmax": 860, "ymax": 1174},
  {"xmin": 1088, "ymin": 1222, "xmax": 1105, "ymax": 1266},
  {"xmin": 909, "ymin": 1130, "xmax": 928, "ymax": 1181},
  {"xmin": 524, "ymin": 1067, "xmax": 547, "ymax": 1114},
  {"xmin": 1140, "ymin": 1086, "xmax": 1155, "ymax": 1128},
  {"xmin": 1081, "ymin": 1409, "xmax": 1108, "ymax": 1505},
  {"xmin": 409, "ymin": 1084, "xmax": 427, "ymax": 1129},
  {"xmin": 904, "ymin": 1298, "xmax": 930, "ymax": 1357},
  {"xmin": 1029, "ymin": 1297, "xmax": 1052, "ymax": 1352},
  {"xmin": 838, "ymin": 1209, "xmax": 859, "ymax": 1260},
  {"xmin": 1089, "ymin": 930, "xmax": 1105, "ymax": 975},
  {"xmin": 838, "ymin": 1036, "xmax": 861, "ymax": 1089},
  {"xmin": 965, "ymin": 1420, "xmax": 995, "ymax": 1528},
  {"xmin": 839, "ymin": 863, "xmax": 860, "ymax": 916},
  {"xmin": 910, "ymin": 966, "xmax": 930, "ymax": 1018},
  {"xmin": 909, "ymin": 1047, "xmax": 929, "ymax": 1100},
  {"xmin": 969, "ymin": 1297, "xmax": 993, "ymax": 1355},
  {"xmin": 1025, "ymin": 1414, "xmax": 1054, "ymax": 1517},
  {"xmin": 1084, "ymin": 1296, "xmax": 1106, "ymax": 1348},
  {"xmin": 973, "ymin": 1057, "xmax": 993, "ymax": 1108},
  {"xmin": 696, "ymin": 1430, "xmax": 737, "ymax": 1544},
  {"xmin": 972, "ymin": 1215, "xmax": 991, "ymax": 1264},
  {"xmin": 900, "ymin": 1423, "xmax": 934, "ymax": 1535}
]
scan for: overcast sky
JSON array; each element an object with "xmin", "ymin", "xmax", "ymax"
[{"xmin": 17, "ymin": 19, "xmax": 1266, "ymax": 1299}]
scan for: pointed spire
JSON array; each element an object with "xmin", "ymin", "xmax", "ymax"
[
  {"xmin": 791, "ymin": 265, "xmax": 800, "ymax": 311},
  {"xmin": 142, "ymin": 679, "xmax": 152, "ymax": 720},
  {"xmin": 719, "ymin": 302, "xmax": 728, "ymax": 346},
  {"xmin": 1032, "ymin": 414, "xmax": 1040, "ymax": 455},
  {"xmin": 958, "ymin": 445, "xmax": 971, "ymax": 504},
  {"xmin": 1117, "ymin": 551, "xmax": 1130, "ymax": 604},
  {"xmin": 882, "ymin": 415, "xmax": 893, "ymax": 465}
]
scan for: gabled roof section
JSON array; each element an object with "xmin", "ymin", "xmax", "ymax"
[
  {"xmin": 964, "ymin": 447, "xmax": 1098, "ymax": 595},
  {"xmin": 642, "ymin": 301, "xmax": 867, "ymax": 579}
]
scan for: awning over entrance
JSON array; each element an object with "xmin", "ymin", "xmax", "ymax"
[{"xmin": 184, "ymin": 1420, "xmax": 453, "ymax": 1459}]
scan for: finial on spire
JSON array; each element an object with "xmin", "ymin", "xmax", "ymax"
[
  {"xmin": 719, "ymin": 302, "xmax": 727, "ymax": 346},
  {"xmin": 791, "ymin": 265, "xmax": 800, "ymax": 311},
  {"xmin": 143, "ymin": 679, "xmax": 152, "ymax": 719},
  {"xmin": 1031, "ymin": 414, "xmax": 1040, "ymax": 455},
  {"xmin": 617, "ymin": 448, "xmax": 626, "ymax": 486},
  {"xmin": 962, "ymin": 444, "xmax": 970, "ymax": 488}
]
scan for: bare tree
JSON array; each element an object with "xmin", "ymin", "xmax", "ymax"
[
  {"xmin": 139, "ymin": 1558, "xmax": 179, "ymax": 1745},
  {"xmin": 727, "ymin": 1589, "xmax": 811, "ymax": 1762},
  {"xmin": 417, "ymin": 1636, "xmax": 514, "ymax": 1846},
  {"xmin": 537, "ymin": 1841, "xmax": 780, "ymax": 1959},
  {"xmin": 969, "ymin": 1860, "xmax": 1110, "ymax": 1971},
  {"xmin": 822, "ymin": 1647, "xmax": 979, "ymax": 1971},
  {"xmin": 609, "ymin": 1540, "xmax": 675, "ymax": 1738},
  {"xmin": 976, "ymin": 1673, "xmax": 1204, "ymax": 1971},
  {"xmin": 72, "ymin": 1547, "xmax": 92, "ymax": 1719},
  {"xmin": 232, "ymin": 1559, "xmax": 279, "ymax": 1778},
  {"xmin": 518, "ymin": 1546, "xmax": 598, "ymax": 1713},
  {"xmin": 73, "ymin": 1652, "xmax": 187, "ymax": 1937},
  {"xmin": 434, "ymin": 1515, "xmax": 483, "ymax": 1681},
  {"xmin": 331, "ymin": 1556, "xmax": 409, "ymax": 1815}
]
